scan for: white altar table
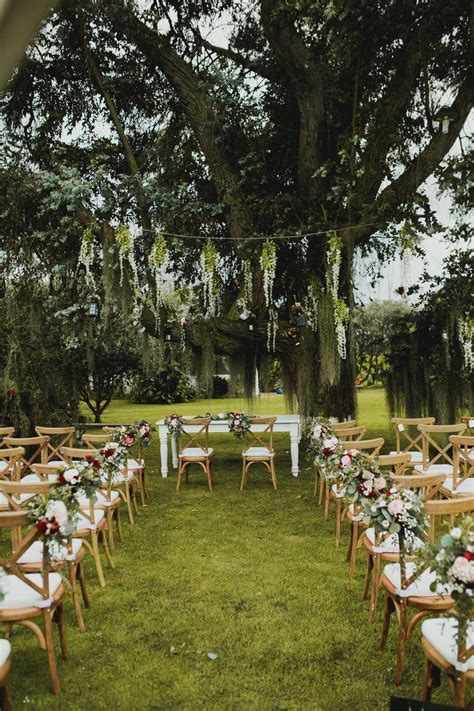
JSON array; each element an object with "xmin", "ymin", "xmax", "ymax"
[{"xmin": 156, "ymin": 415, "xmax": 301, "ymax": 478}]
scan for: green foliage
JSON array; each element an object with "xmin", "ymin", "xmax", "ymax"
[
  {"xmin": 212, "ymin": 375, "xmax": 229, "ymax": 398},
  {"xmin": 130, "ymin": 362, "xmax": 194, "ymax": 404}
]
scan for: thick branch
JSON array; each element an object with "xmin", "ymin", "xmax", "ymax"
[
  {"xmin": 192, "ymin": 28, "xmax": 275, "ymax": 82},
  {"xmin": 261, "ymin": 0, "xmax": 325, "ymax": 202},
  {"xmin": 102, "ymin": 2, "xmax": 254, "ymax": 244}
]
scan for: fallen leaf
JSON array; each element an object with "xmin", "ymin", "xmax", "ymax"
[{"xmin": 207, "ymin": 652, "xmax": 218, "ymax": 661}]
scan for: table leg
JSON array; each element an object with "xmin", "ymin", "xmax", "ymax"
[
  {"xmin": 159, "ymin": 426, "xmax": 169, "ymax": 478},
  {"xmin": 290, "ymin": 426, "xmax": 299, "ymax": 477},
  {"xmin": 171, "ymin": 436, "xmax": 178, "ymax": 469}
]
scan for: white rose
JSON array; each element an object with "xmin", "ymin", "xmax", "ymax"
[
  {"xmin": 64, "ymin": 468, "xmax": 80, "ymax": 484},
  {"xmin": 450, "ymin": 527, "xmax": 462, "ymax": 540},
  {"xmin": 46, "ymin": 500, "xmax": 68, "ymax": 527}
]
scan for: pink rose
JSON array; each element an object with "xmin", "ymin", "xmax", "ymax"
[
  {"xmin": 362, "ymin": 480, "xmax": 373, "ymax": 494},
  {"xmin": 387, "ymin": 498, "xmax": 405, "ymax": 516},
  {"xmin": 341, "ymin": 454, "xmax": 352, "ymax": 467},
  {"xmin": 124, "ymin": 435, "xmax": 135, "ymax": 446},
  {"xmin": 374, "ymin": 476, "xmax": 387, "ymax": 491}
]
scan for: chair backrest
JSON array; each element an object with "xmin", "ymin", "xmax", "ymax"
[
  {"xmin": 81, "ymin": 432, "xmax": 113, "ymax": 449},
  {"xmin": 179, "ymin": 418, "xmax": 211, "ymax": 454},
  {"xmin": 460, "ymin": 416, "xmax": 474, "ymax": 435},
  {"xmin": 59, "ymin": 446, "xmax": 98, "ymax": 463},
  {"xmin": 0, "ymin": 479, "xmax": 53, "ymax": 511},
  {"xmin": 330, "ymin": 419, "xmax": 356, "ymax": 430},
  {"xmin": 418, "ymin": 423, "xmax": 466, "ymax": 470},
  {"xmin": 30, "ymin": 463, "xmax": 64, "ymax": 481},
  {"xmin": 391, "ymin": 472, "xmax": 445, "ymax": 501},
  {"xmin": 332, "ymin": 425, "xmax": 365, "ymax": 441},
  {"xmin": 424, "ymin": 497, "xmax": 474, "ymax": 542},
  {"xmin": 244, "ymin": 417, "xmax": 276, "ymax": 452},
  {"xmin": 339, "ymin": 437, "xmax": 384, "ymax": 457},
  {"xmin": 0, "ymin": 510, "xmax": 54, "ymax": 601},
  {"xmin": 375, "ymin": 452, "xmax": 411, "ymax": 476},
  {"xmin": 450, "ymin": 435, "xmax": 474, "ymax": 486},
  {"xmin": 35, "ymin": 426, "xmax": 75, "ymax": 463},
  {"xmin": 391, "ymin": 417, "xmax": 435, "ymax": 456},
  {"xmin": 3, "ymin": 436, "xmax": 49, "ymax": 474},
  {"xmin": 0, "ymin": 447, "xmax": 25, "ymax": 481},
  {"xmin": 0, "ymin": 427, "xmax": 15, "ymax": 442}
]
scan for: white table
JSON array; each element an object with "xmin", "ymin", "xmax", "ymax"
[{"xmin": 156, "ymin": 415, "xmax": 301, "ymax": 478}]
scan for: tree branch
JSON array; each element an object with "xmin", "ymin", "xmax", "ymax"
[{"xmin": 192, "ymin": 28, "xmax": 275, "ymax": 82}]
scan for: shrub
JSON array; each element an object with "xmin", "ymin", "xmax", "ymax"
[
  {"xmin": 129, "ymin": 362, "xmax": 194, "ymax": 404},
  {"xmin": 212, "ymin": 375, "xmax": 229, "ymax": 398}
]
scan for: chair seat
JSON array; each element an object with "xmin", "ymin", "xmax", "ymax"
[
  {"xmin": 17, "ymin": 538, "xmax": 83, "ymax": 564},
  {"xmin": 46, "ymin": 460, "xmax": 67, "ymax": 468},
  {"xmin": 0, "ymin": 491, "xmax": 35, "ymax": 507},
  {"xmin": 389, "ymin": 450, "xmax": 423, "ymax": 463},
  {"xmin": 331, "ymin": 483, "xmax": 346, "ymax": 499},
  {"xmin": 21, "ymin": 472, "xmax": 58, "ymax": 483},
  {"xmin": 76, "ymin": 490, "xmax": 120, "ymax": 508},
  {"xmin": 414, "ymin": 463, "xmax": 454, "ymax": 475},
  {"xmin": 383, "ymin": 562, "xmax": 451, "ymax": 598},
  {"xmin": 0, "ymin": 572, "xmax": 62, "ymax": 609},
  {"xmin": 0, "ymin": 640, "xmax": 10, "ymax": 666},
  {"xmin": 242, "ymin": 447, "xmax": 274, "ymax": 458},
  {"xmin": 179, "ymin": 448, "xmax": 213, "ymax": 458},
  {"xmin": 100, "ymin": 471, "xmax": 134, "ymax": 485},
  {"xmin": 75, "ymin": 509, "xmax": 105, "ymax": 530},
  {"xmin": 127, "ymin": 458, "xmax": 144, "ymax": 470},
  {"xmin": 442, "ymin": 477, "xmax": 474, "ymax": 494},
  {"xmin": 422, "ymin": 618, "xmax": 474, "ymax": 672}
]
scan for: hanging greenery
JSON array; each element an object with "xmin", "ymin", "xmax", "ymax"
[
  {"xmin": 458, "ymin": 316, "xmax": 474, "ymax": 371},
  {"xmin": 267, "ymin": 307, "xmax": 278, "ymax": 353},
  {"xmin": 149, "ymin": 231, "xmax": 169, "ymax": 327},
  {"xmin": 78, "ymin": 226, "xmax": 96, "ymax": 287},
  {"xmin": 334, "ymin": 298, "xmax": 349, "ymax": 360},
  {"xmin": 318, "ymin": 294, "xmax": 341, "ymax": 388},
  {"xmin": 260, "ymin": 240, "xmax": 277, "ymax": 309},
  {"xmin": 200, "ymin": 239, "xmax": 219, "ymax": 317},
  {"xmin": 116, "ymin": 224, "xmax": 138, "ymax": 290},
  {"xmin": 326, "ymin": 232, "xmax": 342, "ymax": 300},
  {"xmin": 304, "ymin": 279, "xmax": 320, "ymax": 332},
  {"xmin": 398, "ymin": 220, "xmax": 420, "ymax": 286},
  {"xmin": 242, "ymin": 259, "xmax": 253, "ymax": 306}
]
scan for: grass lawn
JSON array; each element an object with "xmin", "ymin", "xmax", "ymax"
[{"xmin": 8, "ymin": 388, "xmax": 456, "ymax": 709}]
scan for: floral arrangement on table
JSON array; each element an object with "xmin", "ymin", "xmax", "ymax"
[
  {"xmin": 164, "ymin": 414, "xmax": 185, "ymax": 438},
  {"xmin": 227, "ymin": 411, "xmax": 252, "ymax": 438},
  {"xmin": 111, "ymin": 420, "xmax": 152, "ymax": 449},
  {"xmin": 27, "ymin": 492, "xmax": 78, "ymax": 552},
  {"xmin": 416, "ymin": 517, "xmax": 474, "ymax": 637}
]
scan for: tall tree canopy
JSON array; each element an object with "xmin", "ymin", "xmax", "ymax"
[{"xmin": 0, "ymin": 0, "xmax": 472, "ymax": 421}]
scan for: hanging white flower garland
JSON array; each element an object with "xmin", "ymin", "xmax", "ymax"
[
  {"xmin": 304, "ymin": 280, "xmax": 320, "ymax": 332},
  {"xmin": 267, "ymin": 307, "xmax": 278, "ymax": 353},
  {"xmin": 149, "ymin": 232, "xmax": 169, "ymax": 327},
  {"xmin": 334, "ymin": 298, "xmax": 349, "ymax": 360},
  {"xmin": 200, "ymin": 239, "xmax": 219, "ymax": 317},
  {"xmin": 78, "ymin": 226, "xmax": 96, "ymax": 287},
  {"xmin": 242, "ymin": 259, "xmax": 253, "ymax": 306},
  {"xmin": 116, "ymin": 225, "xmax": 139, "ymax": 291},
  {"xmin": 458, "ymin": 316, "xmax": 474, "ymax": 371},
  {"xmin": 326, "ymin": 232, "xmax": 342, "ymax": 300},
  {"xmin": 260, "ymin": 240, "xmax": 277, "ymax": 308}
]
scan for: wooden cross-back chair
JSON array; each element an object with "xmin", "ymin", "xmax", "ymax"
[
  {"xmin": 315, "ymin": 425, "xmax": 366, "ymax": 504},
  {"xmin": 379, "ymin": 497, "xmax": 474, "ymax": 687},
  {"xmin": 59, "ymin": 446, "xmax": 123, "ymax": 563},
  {"xmin": 440, "ymin": 435, "xmax": 474, "ymax": 498},
  {"xmin": 35, "ymin": 426, "xmax": 75, "ymax": 466},
  {"xmin": 346, "ymin": 452, "xmax": 411, "ymax": 580},
  {"xmin": 460, "ymin": 415, "xmax": 474, "ymax": 435},
  {"xmin": 0, "ymin": 510, "xmax": 69, "ymax": 694},
  {"xmin": 241, "ymin": 416, "xmax": 277, "ymax": 491},
  {"xmin": 414, "ymin": 423, "xmax": 466, "ymax": 477},
  {"xmin": 0, "ymin": 447, "xmax": 25, "ymax": 483},
  {"xmin": 0, "ymin": 428, "xmax": 15, "ymax": 443},
  {"xmin": 177, "ymin": 418, "xmax": 214, "ymax": 492},
  {"xmin": 3, "ymin": 436, "xmax": 49, "ymax": 477},
  {"xmin": 103, "ymin": 426, "xmax": 148, "ymax": 506},
  {"xmin": 362, "ymin": 472, "xmax": 445, "ymax": 625},
  {"xmin": 0, "ymin": 479, "xmax": 89, "ymax": 632},
  {"xmin": 81, "ymin": 432, "xmax": 113, "ymax": 448},
  {"xmin": 390, "ymin": 417, "xmax": 436, "ymax": 465},
  {"xmin": 323, "ymin": 437, "xmax": 384, "ymax": 531}
]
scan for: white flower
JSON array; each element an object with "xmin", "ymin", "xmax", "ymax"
[
  {"xmin": 64, "ymin": 468, "xmax": 80, "ymax": 484},
  {"xmin": 450, "ymin": 527, "xmax": 462, "ymax": 540},
  {"xmin": 46, "ymin": 500, "xmax": 69, "ymax": 528},
  {"xmin": 313, "ymin": 425, "xmax": 323, "ymax": 439},
  {"xmin": 382, "ymin": 520, "xmax": 389, "ymax": 528}
]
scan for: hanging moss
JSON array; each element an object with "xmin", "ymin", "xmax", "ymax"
[
  {"xmin": 318, "ymin": 293, "xmax": 341, "ymax": 388},
  {"xmin": 199, "ymin": 339, "xmax": 215, "ymax": 397}
]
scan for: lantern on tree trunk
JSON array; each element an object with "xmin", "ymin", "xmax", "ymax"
[{"xmin": 87, "ymin": 294, "xmax": 100, "ymax": 318}]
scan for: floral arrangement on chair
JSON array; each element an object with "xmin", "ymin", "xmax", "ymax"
[
  {"xmin": 344, "ymin": 456, "xmax": 392, "ymax": 507},
  {"xmin": 55, "ymin": 460, "xmax": 102, "ymax": 501},
  {"xmin": 27, "ymin": 493, "xmax": 78, "ymax": 551},
  {"xmin": 361, "ymin": 485, "xmax": 427, "ymax": 540},
  {"xmin": 305, "ymin": 419, "xmax": 339, "ymax": 467},
  {"xmin": 164, "ymin": 414, "xmax": 185, "ymax": 438},
  {"xmin": 112, "ymin": 420, "xmax": 152, "ymax": 448},
  {"xmin": 94, "ymin": 443, "xmax": 129, "ymax": 485},
  {"xmin": 227, "ymin": 412, "xmax": 252, "ymax": 438},
  {"xmin": 417, "ymin": 517, "xmax": 474, "ymax": 631}
]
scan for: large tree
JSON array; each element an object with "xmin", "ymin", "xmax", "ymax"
[{"xmin": 1, "ymin": 0, "xmax": 472, "ymax": 418}]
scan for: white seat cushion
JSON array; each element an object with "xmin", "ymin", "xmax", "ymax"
[
  {"xmin": 366, "ymin": 527, "xmax": 400, "ymax": 553},
  {"xmin": 100, "ymin": 471, "xmax": 134, "ymax": 485},
  {"xmin": 75, "ymin": 509, "xmax": 105, "ymax": 530},
  {"xmin": 383, "ymin": 562, "xmax": 451, "ymax": 598},
  {"xmin": 0, "ymin": 572, "xmax": 62, "ymax": 609},
  {"xmin": 422, "ymin": 618, "xmax": 474, "ymax": 672},
  {"xmin": 17, "ymin": 538, "xmax": 83, "ymax": 564},
  {"xmin": 21, "ymin": 472, "xmax": 58, "ymax": 483},
  {"xmin": 127, "ymin": 458, "xmax": 144, "ymax": 470},
  {"xmin": 331, "ymin": 483, "xmax": 346, "ymax": 499},
  {"xmin": 180, "ymin": 448, "xmax": 213, "ymax": 457},
  {"xmin": 0, "ymin": 491, "xmax": 34, "ymax": 508},
  {"xmin": 0, "ymin": 640, "xmax": 10, "ymax": 666},
  {"xmin": 414, "ymin": 463, "xmax": 454, "ymax": 475},
  {"xmin": 442, "ymin": 477, "xmax": 474, "ymax": 494},
  {"xmin": 76, "ymin": 490, "xmax": 120, "ymax": 508},
  {"xmin": 389, "ymin": 450, "xmax": 423, "ymax": 463},
  {"xmin": 46, "ymin": 460, "xmax": 67, "ymax": 468},
  {"xmin": 242, "ymin": 447, "xmax": 274, "ymax": 457}
]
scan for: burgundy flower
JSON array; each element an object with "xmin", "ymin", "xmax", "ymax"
[{"xmin": 464, "ymin": 551, "xmax": 473, "ymax": 561}]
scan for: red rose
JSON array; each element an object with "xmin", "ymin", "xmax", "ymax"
[
  {"xmin": 58, "ymin": 471, "xmax": 67, "ymax": 484},
  {"xmin": 323, "ymin": 447, "xmax": 332, "ymax": 457},
  {"xmin": 36, "ymin": 519, "xmax": 48, "ymax": 534},
  {"xmin": 464, "ymin": 551, "xmax": 473, "ymax": 561},
  {"xmin": 102, "ymin": 448, "xmax": 115, "ymax": 458}
]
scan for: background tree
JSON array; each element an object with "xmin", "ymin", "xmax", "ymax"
[{"xmin": 0, "ymin": 0, "xmax": 472, "ymax": 421}]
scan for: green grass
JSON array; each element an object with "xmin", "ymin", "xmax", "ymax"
[{"xmin": 8, "ymin": 388, "xmax": 456, "ymax": 709}]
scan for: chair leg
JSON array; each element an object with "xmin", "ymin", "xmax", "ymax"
[
  {"xmin": 206, "ymin": 461, "xmax": 213, "ymax": 491},
  {"xmin": 368, "ymin": 555, "xmax": 380, "ymax": 623},
  {"xmin": 177, "ymin": 462, "xmax": 183, "ymax": 492},
  {"xmin": 318, "ymin": 475, "xmax": 325, "ymax": 505},
  {"xmin": 348, "ymin": 522, "xmax": 359, "ymax": 578},
  {"xmin": 77, "ymin": 562, "xmax": 91, "ymax": 609},
  {"xmin": 379, "ymin": 591, "xmax": 393, "ymax": 650},
  {"xmin": 124, "ymin": 485, "xmax": 135, "ymax": 524},
  {"xmin": 454, "ymin": 673, "xmax": 467, "ymax": 707},
  {"xmin": 115, "ymin": 507, "xmax": 123, "ymax": 544},
  {"xmin": 422, "ymin": 655, "xmax": 433, "ymax": 703},
  {"xmin": 362, "ymin": 553, "xmax": 372, "ymax": 601},
  {"xmin": 335, "ymin": 499, "xmax": 342, "ymax": 548},
  {"xmin": 101, "ymin": 529, "xmax": 115, "ymax": 570},
  {"xmin": 313, "ymin": 465, "xmax": 319, "ymax": 498},
  {"xmin": 270, "ymin": 458, "xmax": 277, "ymax": 490},
  {"xmin": 394, "ymin": 602, "xmax": 406, "ymax": 685},
  {"xmin": 106, "ymin": 509, "xmax": 115, "ymax": 552},
  {"xmin": 0, "ymin": 685, "xmax": 11, "ymax": 711},
  {"xmin": 323, "ymin": 484, "xmax": 330, "ymax": 521},
  {"xmin": 139, "ymin": 469, "xmax": 146, "ymax": 506},
  {"xmin": 67, "ymin": 563, "xmax": 85, "ymax": 632},
  {"xmin": 91, "ymin": 532, "xmax": 106, "ymax": 588},
  {"xmin": 132, "ymin": 484, "xmax": 139, "ymax": 515},
  {"xmin": 240, "ymin": 459, "xmax": 246, "ymax": 491},
  {"xmin": 54, "ymin": 602, "xmax": 69, "ymax": 660},
  {"xmin": 43, "ymin": 610, "xmax": 60, "ymax": 694}
]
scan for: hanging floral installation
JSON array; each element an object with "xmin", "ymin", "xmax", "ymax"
[
  {"xmin": 242, "ymin": 259, "xmax": 253, "ymax": 306},
  {"xmin": 260, "ymin": 240, "xmax": 277, "ymax": 308},
  {"xmin": 304, "ymin": 279, "xmax": 320, "ymax": 332},
  {"xmin": 149, "ymin": 231, "xmax": 169, "ymax": 328},
  {"xmin": 116, "ymin": 224, "xmax": 139, "ymax": 290},
  {"xmin": 78, "ymin": 226, "xmax": 96, "ymax": 288},
  {"xmin": 398, "ymin": 220, "xmax": 419, "ymax": 287},
  {"xmin": 326, "ymin": 232, "xmax": 342, "ymax": 300},
  {"xmin": 458, "ymin": 316, "xmax": 474, "ymax": 371},
  {"xmin": 267, "ymin": 307, "xmax": 278, "ymax": 353},
  {"xmin": 334, "ymin": 298, "xmax": 349, "ymax": 359},
  {"xmin": 200, "ymin": 239, "xmax": 219, "ymax": 317}
]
